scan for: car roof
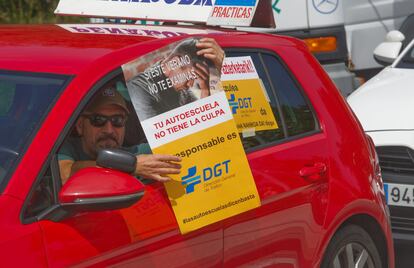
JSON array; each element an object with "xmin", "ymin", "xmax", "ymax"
[
  {"xmin": 0, "ymin": 24, "xmax": 174, "ymax": 74},
  {"xmin": 0, "ymin": 24, "xmax": 302, "ymax": 75}
]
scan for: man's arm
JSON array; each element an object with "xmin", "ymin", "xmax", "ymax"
[
  {"xmin": 58, "ymin": 159, "xmax": 97, "ymax": 184},
  {"xmin": 58, "ymin": 159, "xmax": 74, "ymax": 184},
  {"xmin": 196, "ymin": 38, "xmax": 225, "ymax": 71},
  {"xmin": 58, "ymin": 155, "xmax": 181, "ymax": 184}
]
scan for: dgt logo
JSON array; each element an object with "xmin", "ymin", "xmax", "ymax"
[
  {"xmin": 228, "ymin": 94, "xmax": 252, "ymax": 114},
  {"xmin": 181, "ymin": 160, "xmax": 231, "ymax": 194}
]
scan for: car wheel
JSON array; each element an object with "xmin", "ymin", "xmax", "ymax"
[{"xmin": 321, "ymin": 225, "xmax": 382, "ymax": 268}]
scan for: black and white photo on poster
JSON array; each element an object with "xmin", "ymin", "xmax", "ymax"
[{"xmin": 122, "ymin": 37, "xmax": 223, "ymax": 121}]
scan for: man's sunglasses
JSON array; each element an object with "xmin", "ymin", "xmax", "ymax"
[{"xmin": 83, "ymin": 114, "xmax": 127, "ymax": 128}]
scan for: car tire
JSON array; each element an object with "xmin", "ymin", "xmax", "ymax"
[{"xmin": 321, "ymin": 225, "xmax": 382, "ymax": 268}]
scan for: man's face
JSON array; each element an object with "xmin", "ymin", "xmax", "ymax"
[{"xmin": 76, "ymin": 105, "xmax": 126, "ymax": 158}]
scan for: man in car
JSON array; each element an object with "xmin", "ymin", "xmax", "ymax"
[
  {"xmin": 127, "ymin": 37, "xmax": 225, "ymax": 120},
  {"xmin": 58, "ymin": 38, "xmax": 224, "ymax": 184},
  {"xmin": 58, "ymin": 87, "xmax": 183, "ymax": 184}
]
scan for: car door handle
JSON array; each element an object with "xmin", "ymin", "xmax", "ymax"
[{"xmin": 299, "ymin": 162, "xmax": 327, "ymax": 182}]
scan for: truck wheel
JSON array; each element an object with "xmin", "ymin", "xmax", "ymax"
[{"xmin": 321, "ymin": 225, "xmax": 382, "ymax": 268}]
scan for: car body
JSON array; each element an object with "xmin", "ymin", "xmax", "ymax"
[
  {"xmin": 0, "ymin": 23, "xmax": 393, "ymax": 267},
  {"xmin": 348, "ymin": 37, "xmax": 414, "ymax": 245}
]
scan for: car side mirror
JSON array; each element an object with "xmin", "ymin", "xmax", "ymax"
[
  {"xmin": 96, "ymin": 148, "xmax": 137, "ymax": 173},
  {"xmin": 37, "ymin": 167, "xmax": 145, "ymax": 222},
  {"xmin": 373, "ymin": 30, "xmax": 405, "ymax": 66}
]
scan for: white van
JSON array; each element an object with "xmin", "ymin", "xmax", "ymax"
[{"xmin": 269, "ymin": 0, "xmax": 414, "ymax": 96}]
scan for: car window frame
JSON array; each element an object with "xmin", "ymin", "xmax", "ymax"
[
  {"xmin": 394, "ymin": 39, "xmax": 414, "ymax": 69},
  {"xmin": 21, "ymin": 68, "xmax": 123, "ymax": 224},
  {"xmin": 224, "ymin": 48, "xmax": 320, "ymax": 154},
  {"xmin": 21, "ymin": 46, "xmax": 323, "ymax": 222},
  {"xmin": 0, "ymin": 70, "xmax": 72, "ymax": 194}
]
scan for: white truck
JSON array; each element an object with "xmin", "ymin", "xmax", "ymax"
[
  {"xmin": 269, "ymin": 0, "xmax": 414, "ymax": 96},
  {"xmin": 89, "ymin": 0, "xmax": 414, "ymax": 96}
]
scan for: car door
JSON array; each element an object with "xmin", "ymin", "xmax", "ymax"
[
  {"xmin": 222, "ymin": 51, "xmax": 329, "ymax": 267},
  {"xmin": 22, "ymin": 71, "xmax": 223, "ymax": 268}
]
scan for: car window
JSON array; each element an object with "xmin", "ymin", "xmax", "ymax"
[
  {"xmin": 261, "ymin": 53, "xmax": 316, "ymax": 136},
  {"xmin": 225, "ymin": 51, "xmax": 285, "ymax": 150},
  {"xmin": 0, "ymin": 71, "xmax": 69, "ymax": 191},
  {"xmin": 0, "ymin": 82, "xmax": 14, "ymax": 116},
  {"xmin": 396, "ymin": 43, "xmax": 414, "ymax": 69},
  {"xmin": 56, "ymin": 74, "xmax": 151, "ymax": 185},
  {"xmin": 24, "ymin": 165, "xmax": 54, "ymax": 219},
  {"xmin": 225, "ymin": 50, "xmax": 317, "ymax": 151},
  {"xmin": 25, "ymin": 73, "xmax": 146, "ymax": 220}
]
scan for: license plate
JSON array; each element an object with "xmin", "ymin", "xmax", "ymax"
[{"xmin": 384, "ymin": 183, "xmax": 414, "ymax": 207}]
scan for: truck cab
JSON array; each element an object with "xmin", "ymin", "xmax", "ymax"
[{"xmin": 270, "ymin": 0, "xmax": 414, "ymax": 96}]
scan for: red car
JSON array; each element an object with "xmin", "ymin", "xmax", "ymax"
[{"xmin": 0, "ymin": 23, "xmax": 393, "ymax": 267}]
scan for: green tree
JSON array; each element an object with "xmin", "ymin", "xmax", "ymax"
[{"xmin": 0, "ymin": 0, "xmax": 86, "ymax": 23}]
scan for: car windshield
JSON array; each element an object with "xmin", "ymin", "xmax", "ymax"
[
  {"xmin": 0, "ymin": 71, "xmax": 69, "ymax": 189},
  {"xmin": 396, "ymin": 41, "xmax": 414, "ymax": 69}
]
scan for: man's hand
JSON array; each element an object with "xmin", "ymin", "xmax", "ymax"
[
  {"xmin": 136, "ymin": 154, "xmax": 182, "ymax": 182},
  {"xmin": 196, "ymin": 38, "xmax": 225, "ymax": 71}
]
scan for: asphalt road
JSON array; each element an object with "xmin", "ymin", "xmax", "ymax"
[{"xmin": 395, "ymin": 243, "xmax": 414, "ymax": 267}]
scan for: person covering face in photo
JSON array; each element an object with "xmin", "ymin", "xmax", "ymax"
[{"xmin": 127, "ymin": 37, "xmax": 225, "ymax": 121}]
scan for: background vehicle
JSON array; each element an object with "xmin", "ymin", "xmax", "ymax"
[
  {"xmin": 348, "ymin": 32, "xmax": 414, "ymax": 247},
  {"xmin": 90, "ymin": 0, "xmax": 414, "ymax": 96},
  {"xmin": 266, "ymin": 0, "xmax": 414, "ymax": 96}
]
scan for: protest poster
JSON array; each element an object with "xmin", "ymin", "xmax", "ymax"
[
  {"xmin": 122, "ymin": 37, "xmax": 260, "ymax": 234},
  {"xmin": 221, "ymin": 56, "xmax": 278, "ymax": 135}
]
